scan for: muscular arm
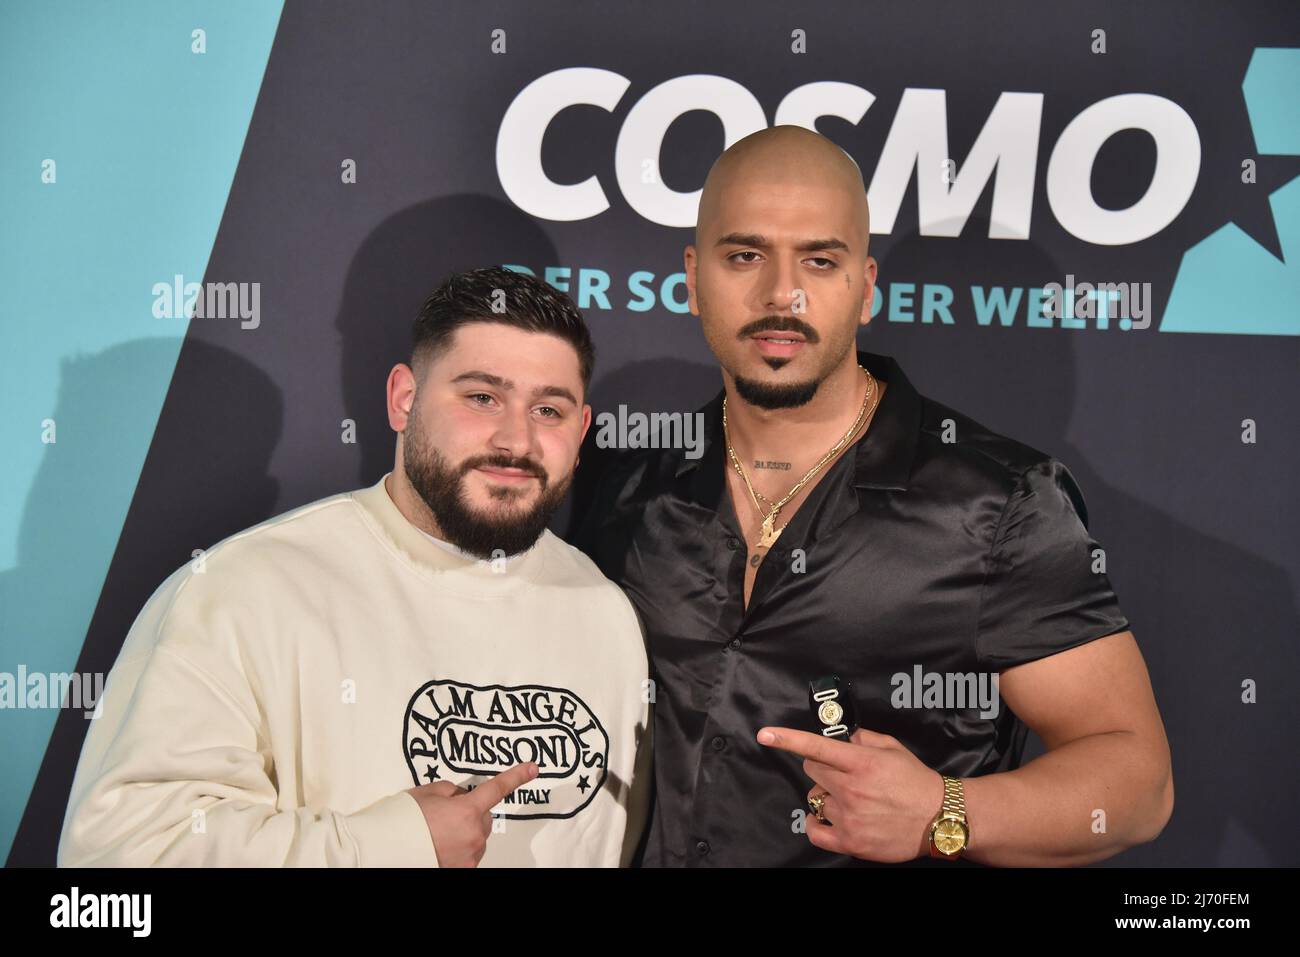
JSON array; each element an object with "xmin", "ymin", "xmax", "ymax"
[{"xmin": 960, "ymin": 630, "xmax": 1174, "ymax": 866}]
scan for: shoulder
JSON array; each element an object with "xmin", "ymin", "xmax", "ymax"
[
  {"xmin": 587, "ymin": 444, "xmax": 681, "ymax": 507},
  {"xmin": 534, "ymin": 531, "xmax": 645, "ymax": 628},
  {"xmin": 192, "ymin": 489, "xmax": 361, "ymax": 578},
  {"xmin": 587, "ymin": 393, "xmax": 721, "ymax": 506},
  {"xmin": 567, "ymin": 445, "xmax": 682, "ymax": 560},
  {"xmin": 138, "ymin": 489, "xmax": 363, "ymax": 632},
  {"xmin": 106, "ymin": 489, "xmax": 364, "ymax": 675},
  {"xmin": 536, "ymin": 529, "xmax": 637, "ymax": 594},
  {"xmin": 914, "ymin": 396, "xmax": 1100, "ymax": 557},
  {"xmin": 913, "ymin": 394, "xmax": 1068, "ymax": 505}
]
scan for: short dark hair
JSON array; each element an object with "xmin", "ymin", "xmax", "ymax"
[{"xmin": 411, "ymin": 266, "xmax": 595, "ymax": 391}]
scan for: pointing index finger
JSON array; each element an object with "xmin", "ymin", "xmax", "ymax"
[
  {"xmin": 756, "ymin": 727, "xmax": 857, "ymax": 770},
  {"xmin": 467, "ymin": 762, "xmax": 540, "ymax": 813}
]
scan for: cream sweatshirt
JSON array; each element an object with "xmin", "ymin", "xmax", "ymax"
[{"xmin": 57, "ymin": 474, "xmax": 652, "ymax": 867}]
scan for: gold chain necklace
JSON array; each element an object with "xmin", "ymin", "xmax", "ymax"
[{"xmin": 723, "ymin": 365, "xmax": 879, "ymax": 549}]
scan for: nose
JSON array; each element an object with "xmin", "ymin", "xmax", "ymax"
[
  {"xmin": 762, "ymin": 254, "xmax": 799, "ymax": 315},
  {"xmin": 488, "ymin": 404, "xmax": 537, "ymax": 460}
]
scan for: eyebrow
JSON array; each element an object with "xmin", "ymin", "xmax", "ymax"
[
  {"xmin": 450, "ymin": 370, "xmax": 578, "ymax": 406},
  {"xmin": 714, "ymin": 232, "xmax": 850, "ymax": 253}
]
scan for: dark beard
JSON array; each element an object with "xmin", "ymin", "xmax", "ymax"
[
  {"xmin": 732, "ymin": 374, "xmax": 821, "ymax": 410},
  {"xmin": 730, "ymin": 315, "xmax": 828, "ymax": 408},
  {"xmin": 402, "ymin": 411, "xmax": 570, "ymax": 560}
]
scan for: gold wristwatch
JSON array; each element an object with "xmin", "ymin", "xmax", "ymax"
[{"xmin": 928, "ymin": 776, "xmax": 969, "ymax": 860}]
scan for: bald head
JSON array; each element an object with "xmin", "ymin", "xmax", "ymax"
[{"xmin": 695, "ymin": 126, "xmax": 870, "ymax": 253}]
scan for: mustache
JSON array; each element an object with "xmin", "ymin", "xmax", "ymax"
[
  {"xmin": 460, "ymin": 453, "xmax": 548, "ymax": 484},
  {"xmin": 737, "ymin": 315, "xmax": 820, "ymax": 343}
]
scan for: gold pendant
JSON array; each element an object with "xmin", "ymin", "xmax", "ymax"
[{"xmin": 758, "ymin": 514, "xmax": 782, "ymax": 548}]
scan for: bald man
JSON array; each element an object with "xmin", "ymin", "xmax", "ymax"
[{"xmin": 574, "ymin": 125, "xmax": 1172, "ymax": 867}]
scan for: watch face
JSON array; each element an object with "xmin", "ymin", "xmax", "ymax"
[
  {"xmin": 934, "ymin": 818, "xmax": 967, "ymax": 855},
  {"xmin": 818, "ymin": 700, "xmax": 844, "ymax": 726}
]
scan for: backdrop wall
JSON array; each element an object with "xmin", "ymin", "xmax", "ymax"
[{"xmin": 3, "ymin": 0, "xmax": 1298, "ymax": 866}]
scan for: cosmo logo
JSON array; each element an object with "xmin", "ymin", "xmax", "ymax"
[{"xmin": 497, "ymin": 68, "xmax": 1200, "ymax": 245}]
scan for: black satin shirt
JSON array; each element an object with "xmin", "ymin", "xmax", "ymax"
[{"xmin": 572, "ymin": 349, "xmax": 1131, "ymax": 867}]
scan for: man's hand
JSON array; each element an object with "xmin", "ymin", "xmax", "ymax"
[
  {"xmin": 407, "ymin": 762, "xmax": 539, "ymax": 867},
  {"xmin": 756, "ymin": 727, "xmax": 943, "ymax": 862}
]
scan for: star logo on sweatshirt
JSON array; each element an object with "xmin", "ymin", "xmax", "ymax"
[
  {"xmin": 577, "ymin": 775, "xmax": 591, "ymax": 794},
  {"xmin": 423, "ymin": 764, "xmax": 441, "ymax": 782}
]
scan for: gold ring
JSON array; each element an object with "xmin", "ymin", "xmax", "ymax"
[{"xmin": 807, "ymin": 791, "xmax": 829, "ymax": 822}]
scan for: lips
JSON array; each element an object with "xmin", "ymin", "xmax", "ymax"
[
  {"xmin": 474, "ymin": 466, "xmax": 539, "ymax": 484},
  {"xmin": 751, "ymin": 332, "xmax": 807, "ymax": 358}
]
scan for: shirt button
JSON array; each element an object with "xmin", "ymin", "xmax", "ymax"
[
  {"xmin": 728, "ymin": 636, "xmax": 742, "ymax": 650},
  {"xmin": 695, "ymin": 840, "xmax": 711, "ymax": 856},
  {"xmin": 710, "ymin": 735, "xmax": 726, "ymax": 751},
  {"xmin": 725, "ymin": 536, "xmax": 741, "ymax": 550}
]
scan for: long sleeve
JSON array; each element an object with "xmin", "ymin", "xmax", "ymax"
[
  {"xmin": 619, "ymin": 696, "xmax": 654, "ymax": 867},
  {"xmin": 57, "ymin": 571, "xmax": 439, "ymax": 868}
]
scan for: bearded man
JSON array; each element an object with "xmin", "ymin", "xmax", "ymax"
[
  {"xmin": 575, "ymin": 127, "xmax": 1171, "ymax": 867},
  {"xmin": 59, "ymin": 266, "xmax": 651, "ymax": 868}
]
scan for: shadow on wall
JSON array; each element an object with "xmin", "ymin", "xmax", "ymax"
[{"xmin": 4, "ymin": 339, "xmax": 281, "ymax": 866}]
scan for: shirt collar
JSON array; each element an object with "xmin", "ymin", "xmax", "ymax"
[{"xmin": 675, "ymin": 349, "xmax": 921, "ymax": 499}]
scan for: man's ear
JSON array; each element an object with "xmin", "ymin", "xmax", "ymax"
[
  {"xmin": 387, "ymin": 363, "xmax": 418, "ymax": 432},
  {"xmin": 859, "ymin": 255, "xmax": 878, "ymax": 327},
  {"xmin": 578, "ymin": 403, "xmax": 594, "ymax": 448},
  {"xmin": 684, "ymin": 245, "xmax": 699, "ymax": 316}
]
